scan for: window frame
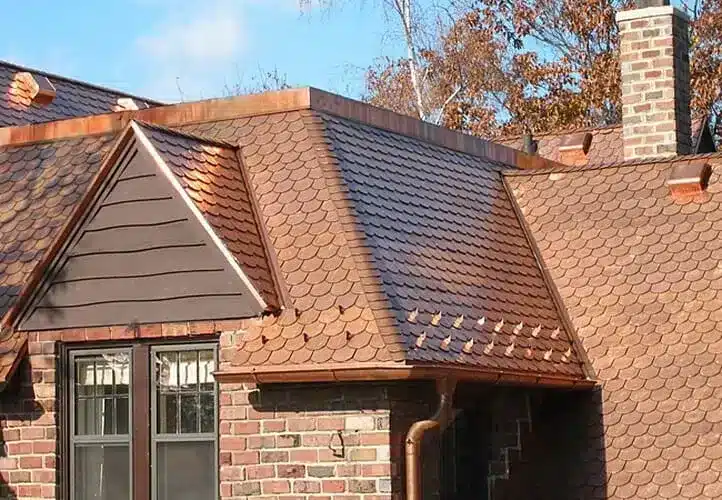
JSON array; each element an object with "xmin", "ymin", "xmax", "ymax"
[
  {"xmin": 150, "ymin": 343, "xmax": 219, "ymax": 500},
  {"xmin": 68, "ymin": 347, "xmax": 134, "ymax": 500},
  {"xmin": 60, "ymin": 340, "xmax": 219, "ymax": 500}
]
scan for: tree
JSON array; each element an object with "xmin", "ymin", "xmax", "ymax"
[
  {"xmin": 300, "ymin": 0, "xmax": 464, "ymax": 124},
  {"xmin": 362, "ymin": 0, "xmax": 722, "ymax": 139}
]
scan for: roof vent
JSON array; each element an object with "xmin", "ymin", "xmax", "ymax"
[
  {"xmin": 558, "ymin": 132, "xmax": 592, "ymax": 166},
  {"xmin": 14, "ymin": 72, "xmax": 56, "ymax": 106},
  {"xmin": 113, "ymin": 98, "xmax": 141, "ymax": 112},
  {"xmin": 667, "ymin": 161, "xmax": 712, "ymax": 198},
  {"xmin": 522, "ymin": 133, "xmax": 538, "ymax": 155}
]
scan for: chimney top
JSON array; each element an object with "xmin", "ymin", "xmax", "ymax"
[{"xmin": 617, "ymin": 1, "xmax": 691, "ymax": 160}]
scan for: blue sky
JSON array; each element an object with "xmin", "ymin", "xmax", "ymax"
[{"xmin": 1, "ymin": 1, "xmax": 405, "ymax": 103}]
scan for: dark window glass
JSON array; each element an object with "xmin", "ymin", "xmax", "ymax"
[
  {"xmin": 74, "ymin": 444, "xmax": 130, "ymax": 500},
  {"xmin": 157, "ymin": 441, "xmax": 215, "ymax": 500}
]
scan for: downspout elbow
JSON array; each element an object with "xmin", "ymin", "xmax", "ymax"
[{"xmin": 405, "ymin": 378, "xmax": 456, "ymax": 500}]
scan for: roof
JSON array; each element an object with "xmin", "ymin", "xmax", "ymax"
[
  {"xmin": 318, "ymin": 112, "xmax": 585, "ymax": 376},
  {"xmin": 506, "ymin": 157, "xmax": 722, "ymax": 499},
  {"xmin": 0, "ymin": 60, "xmax": 160, "ymax": 127},
  {"xmin": 0, "ymin": 88, "xmax": 590, "ymax": 387},
  {"xmin": 498, "ymin": 116, "xmax": 715, "ymax": 166},
  {"xmin": 137, "ymin": 122, "xmax": 280, "ymax": 309}
]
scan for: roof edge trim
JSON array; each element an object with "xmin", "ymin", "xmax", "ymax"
[
  {"xmin": 214, "ymin": 362, "xmax": 595, "ymax": 389},
  {"xmin": 0, "ymin": 87, "xmax": 559, "ymax": 170},
  {"xmin": 308, "ymin": 89, "xmax": 555, "ymax": 169},
  {"xmin": 131, "ymin": 122, "xmax": 268, "ymax": 311},
  {"xmin": 501, "ymin": 175, "xmax": 597, "ymax": 380},
  {"xmin": 0, "ymin": 88, "xmax": 313, "ymax": 147}
]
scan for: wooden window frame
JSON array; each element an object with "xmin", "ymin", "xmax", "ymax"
[{"xmin": 59, "ymin": 340, "xmax": 218, "ymax": 500}]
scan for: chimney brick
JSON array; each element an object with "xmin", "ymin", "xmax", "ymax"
[{"xmin": 617, "ymin": 3, "xmax": 691, "ymax": 160}]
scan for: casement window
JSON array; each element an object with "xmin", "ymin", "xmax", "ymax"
[{"xmin": 64, "ymin": 343, "xmax": 218, "ymax": 500}]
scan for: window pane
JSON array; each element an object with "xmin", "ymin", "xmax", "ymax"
[
  {"xmin": 157, "ymin": 393, "xmax": 178, "ymax": 434},
  {"xmin": 74, "ymin": 353, "xmax": 130, "ymax": 436},
  {"xmin": 198, "ymin": 350, "xmax": 214, "ymax": 392},
  {"xmin": 116, "ymin": 397, "xmax": 129, "ymax": 435},
  {"xmin": 200, "ymin": 392, "xmax": 214, "ymax": 433},
  {"xmin": 74, "ymin": 444, "xmax": 129, "ymax": 500},
  {"xmin": 155, "ymin": 348, "xmax": 215, "ymax": 435},
  {"xmin": 157, "ymin": 441, "xmax": 214, "ymax": 500},
  {"xmin": 180, "ymin": 393, "xmax": 199, "ymax": 433}
]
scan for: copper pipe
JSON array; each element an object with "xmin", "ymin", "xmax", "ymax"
[{"xmin": 405, "ymin": 378, "xmax": 456, "ymax": 500}]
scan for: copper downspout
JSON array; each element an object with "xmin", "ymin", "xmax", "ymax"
[{"xmin": 405, "ymin": 378, "xmax": 457, "ymax": 500}]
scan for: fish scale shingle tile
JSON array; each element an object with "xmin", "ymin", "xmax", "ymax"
[
  {"xmin": 178, "ymin": 112, "xmax": 589, "ymax": 378},
  {"xmin": 318, "ymin": 112, "xmax": 586, "ymax": 375},
  {"xmin": 0, "ymin": 134, "xmax": 118, "ymax": 381},
  {"xmin": 178, "ymin": 112, "xmax": 408, "ymax": 368},
  {"xmin": 137, "ymin": 122, "xmax": 280, "ymax": 309},
  {"xmin": 507, "ymin": 158, "xmax": 722, "ymax": 499},
  {"xmin": 0, "ymin": 62, "xmax": 158, "ymax": 127}
]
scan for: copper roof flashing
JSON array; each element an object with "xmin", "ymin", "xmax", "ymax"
[
  {"xmin": 14, "ymin": 71, "xmax": 56, "ymax": 106},
  {"xmin": 667, "ymin": 161, "xmax": 711, "ymax": 199}
]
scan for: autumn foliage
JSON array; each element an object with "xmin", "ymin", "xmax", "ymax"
[{"xmin": 364, "ymin": 0, "xmax": 722, "ymax": 139}]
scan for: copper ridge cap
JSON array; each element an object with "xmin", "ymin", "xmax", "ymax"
[{"xmin": 0, "ymin": 86, "xmax": 559, "ymax": 170}]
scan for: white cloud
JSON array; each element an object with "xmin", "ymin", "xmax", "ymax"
[
  {"xmin": 132, "ymin": 0, "xmax": 319, "ymax": 101},
  {"xmin": 134, "ymin": 0, "xmax": 249, "ymax": 101}
]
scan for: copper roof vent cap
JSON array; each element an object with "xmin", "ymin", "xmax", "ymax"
[
  {"xmin": 14, "ymin": 72, "xmax": 56, "ymax": 106},
  {"xmin": 666, "ymin": 161, "xmax": 712, "ymax": 198}
]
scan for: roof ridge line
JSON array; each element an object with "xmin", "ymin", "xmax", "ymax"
[
  {"xmin": 500, "ymin": 175, "xmax": 596, "ymax": 381},
  {"xmin": 503, "ymin": 150, "xmax": 722, "ymax": 177},
  {"xmin": 1, "ymin": 59, "xmax": 163, "ymax": 105},
  {"xmin": 498, "ymin": 122, "xmax": 623, "ymax": 142}
]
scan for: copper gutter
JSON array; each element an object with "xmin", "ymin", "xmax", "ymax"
[
  {"xmin": 406, "ymin": 378, "xmax": 456, "ymax": 500},
  {"xmin": 213, "ymin": 362, "xmax": 596, "ymax": 389}
]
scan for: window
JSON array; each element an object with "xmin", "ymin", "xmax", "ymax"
[{"xmin": 65, "ymin": 343, "xmax": 217, "ymax": 500}]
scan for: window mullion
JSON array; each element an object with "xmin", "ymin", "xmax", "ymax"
[{"xmin": 132, "ymin": 344, "xmax": 151, "ymax": 500}]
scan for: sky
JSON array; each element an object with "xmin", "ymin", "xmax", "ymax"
[{"xmin": 0, "ymin": 0, "xmax": 407, "ymax": 103}]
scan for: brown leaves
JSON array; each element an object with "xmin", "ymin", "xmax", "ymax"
[{"xmin": 364, "ymin": 0, "xmax": 720, "ymax": 142}]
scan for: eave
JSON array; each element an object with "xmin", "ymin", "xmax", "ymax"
[{"xmin": 214, "ymin": 362, "xmax": 596, "ymax": 389}]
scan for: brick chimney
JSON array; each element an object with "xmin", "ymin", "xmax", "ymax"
[{"xmin": 617, "ymin": 0, "xmax": 691, "ymax": 160}]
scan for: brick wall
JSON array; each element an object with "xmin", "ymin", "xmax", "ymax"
[
  {"xmin": 617, "ymin": 2, "xmax": 692, "ymax": 160},
  {"xmin": 0, "ymin": 325, "xmax": 440, "ymax": 500},
  {"xmin": 218, "ymin": 381, "xmax": 438, "ymax": 500}
]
